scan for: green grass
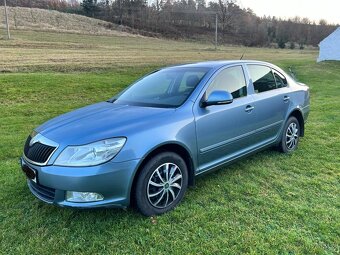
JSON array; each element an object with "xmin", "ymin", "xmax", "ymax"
[{"xmin": 0, "ymin": 30, "xmax": 339, "ymax": 254}]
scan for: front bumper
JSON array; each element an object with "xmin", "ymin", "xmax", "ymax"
[{"xmin": 20, "ymin": 157, "xmax": 140, "ymax": 208}]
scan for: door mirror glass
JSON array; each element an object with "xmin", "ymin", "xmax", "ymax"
[{"xmin": 202, "ymin": 90, "xmax": 233, "ymax": 107}]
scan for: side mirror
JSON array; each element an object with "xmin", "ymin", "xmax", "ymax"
[{"xmin": 201, "ymin": 90, "xmax": 233, "ymax": 107}]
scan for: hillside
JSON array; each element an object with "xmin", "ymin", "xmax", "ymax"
[
  {"xmin": 0, "ymin": 7, "xmax": 137, "ymax": 37},
  {"xmin": 0, "ymin": 7, "xmax": 318, "ymax": 73}
]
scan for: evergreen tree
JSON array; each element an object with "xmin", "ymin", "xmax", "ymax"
[{"xmin": 81, "ymin": 0, "xmax": 98, "ymax": 17}]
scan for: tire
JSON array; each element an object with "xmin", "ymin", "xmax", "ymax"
[
  {"xmin": 279, "ymin": 116, "xmax": 300, "ymax": 153},
  {"xmin": 134, "ymin": 152, "xmax": 188, "ymax": 216}
]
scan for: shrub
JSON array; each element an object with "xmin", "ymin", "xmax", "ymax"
[{"xmin": 277, "ymin": 39, "xmax": 286, "ymax": 49}]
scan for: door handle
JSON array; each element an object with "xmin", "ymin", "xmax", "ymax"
[
  {"xmin": 245, "ymin": 105, "xmax": 254, "ymax": 113},
  {"xmin": 283, "ymin": 95, "xmax": 290, "ymax": 102}
]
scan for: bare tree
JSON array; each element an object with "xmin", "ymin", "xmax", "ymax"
[{"xmin": 217, "ymin": 0, "xmax": 235, "ymax": 31}]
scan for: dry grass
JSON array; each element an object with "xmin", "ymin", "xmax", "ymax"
[
  {"xmin": 0, "ymin": 29, "xmax": 318, "ymax": 73},
  {"xmin": 0, "ymin": 7, "xmax": 319, "ymax": 72},
  {"xmin": 0, "ymin": 7, "xmax": 136, "ymax": 37}
]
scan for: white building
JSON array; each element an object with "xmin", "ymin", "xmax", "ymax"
[{"xmin": 317, "ymin": 27, "xmax": 340, "ymax": 62}]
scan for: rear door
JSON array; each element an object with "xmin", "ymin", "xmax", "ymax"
[{"xmin": 246, "ymin": 64, "xmax": 291, "ymax": 144}]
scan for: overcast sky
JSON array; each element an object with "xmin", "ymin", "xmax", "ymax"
[{"xmin": 238, "ymin": 0, "xmax": 340, "ymax": 24}]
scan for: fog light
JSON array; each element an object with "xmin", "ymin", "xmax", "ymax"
[{"xmin": 66, "ymin": 191, "xmax": 104, "ymax": 202}]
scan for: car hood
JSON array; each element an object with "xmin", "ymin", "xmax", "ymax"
[{"xmin": 36, "ymin": 102, "xmax": 175, "ymax": 146}]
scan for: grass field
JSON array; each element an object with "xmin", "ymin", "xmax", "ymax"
[
  {"xmin": 0, "ymin": 29, "xmax": 316, "ymax": 73},
  {"xmin": 0, "ymin": 29, "xmax": 339, "ymax": 254}
]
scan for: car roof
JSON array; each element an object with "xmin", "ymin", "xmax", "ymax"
[{"xmin": 166, "ymin": 60, "xmax": 276, "ymax": 70}]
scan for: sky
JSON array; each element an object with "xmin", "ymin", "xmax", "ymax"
[{"xmin": 238, "ymin": 0, "xmax": 340, "ymax": 25}]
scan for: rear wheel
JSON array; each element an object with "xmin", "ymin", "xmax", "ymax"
[
  {"xmin": 279, "ymin": 116, "xmax": 300, "ymax": 153},
  {"xmin": 134, "ymin": 152, "xmax": 188, "ymax": 216}
]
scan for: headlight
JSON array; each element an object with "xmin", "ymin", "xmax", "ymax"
[{"xmin": 54, "ymin": 137, "xmax": 126, "ymax": 166}]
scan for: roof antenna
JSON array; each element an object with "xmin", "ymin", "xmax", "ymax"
[{"xmin": 240, "ymin": 48, "xmax": 247, "ymax": 60}]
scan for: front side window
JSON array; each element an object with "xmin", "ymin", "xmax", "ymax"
[
  {"xmin": 113, "ymin": 67, "xmax": 210, "ymax": 108},
  {"xmin": 206, "ymin": 66, "xmax": 247, "ymax": 99},
  {"xmin": 248, "ymin": 65, "xmax": 276, "ymax": 93}
]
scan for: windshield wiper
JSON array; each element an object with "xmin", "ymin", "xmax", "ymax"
[{"xmin": 107, "ymin": 98, "xmax": 116, "ymax": 103}]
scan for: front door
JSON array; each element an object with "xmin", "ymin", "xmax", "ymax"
[{"xmin": 193, "ymin": 65, "xmax": 256, "ymax": 172}]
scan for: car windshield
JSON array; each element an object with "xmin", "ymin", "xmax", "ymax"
[{"xmin": 112, "ymin": 67, "xmax": 211, "ymax": 108}]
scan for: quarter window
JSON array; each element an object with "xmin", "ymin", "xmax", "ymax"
[
  {"xmin": 206, "ymin": 66, "xmax": 247, "ymax": 99},
  {"xmin": 248, "ymin": 65, "xmax": 276, "ymax": 93},
  {"xmin": 273, "ymin": 71, "xmax": 288, "ymax": 88}
]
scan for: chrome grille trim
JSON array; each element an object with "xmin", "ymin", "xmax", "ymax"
[{"xmin": 23, "ymin": 133, "xmax": 59, "ymax": 166}]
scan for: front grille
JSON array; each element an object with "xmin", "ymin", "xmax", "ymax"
[
  {"xmin": 24, "ymin": 136, "xmax": 56, "ymax": 164},
  {"xmin": 28, "ymin": 180, "xmax": 55, "ymax": 203}
]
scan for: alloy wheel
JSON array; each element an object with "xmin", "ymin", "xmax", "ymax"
[
  {"xmin": 147, "ymin": 163, "xmax": 183, "ymax": 209},
  {"xmin": 286, "ymin": 122, "xmax": 299, "ymax": 150}
]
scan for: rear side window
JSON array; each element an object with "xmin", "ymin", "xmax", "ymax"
[
  {"xmin": 273, "ymin": 71, "xmax": 288, "ymax": 88},
  {"xmin": 248, "ymin": 65, "xmax": 276, "ymax": 93},
  {"xmin": 206, "ymin": 66, "xmax": 247, "ymax": 99}
]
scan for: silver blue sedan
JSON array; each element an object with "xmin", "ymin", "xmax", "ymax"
[{"xmin": 21, "ymin": 60, "xmax": 310, "ymax": 216}]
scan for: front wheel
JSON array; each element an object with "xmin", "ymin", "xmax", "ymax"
[
  {"xmin": 134, "ymin": 152, "xmax": 188, "ymax": 216},
  {"xmin": 279, "ymin": 116, "xmax": 300, "ymax": 153}
]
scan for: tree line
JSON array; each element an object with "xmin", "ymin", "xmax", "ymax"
[{"xmin": 4, "ymin": 0, "xmax": 338, "ymax": 47}]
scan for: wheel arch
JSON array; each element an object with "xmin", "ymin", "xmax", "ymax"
[
  {"xmin": 130, "ymin": 142, "xmax": 195, "ymax": 205},
  {"xmin": 288, "ymin": 108, "xmax": 305, "ymax": 137}
]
